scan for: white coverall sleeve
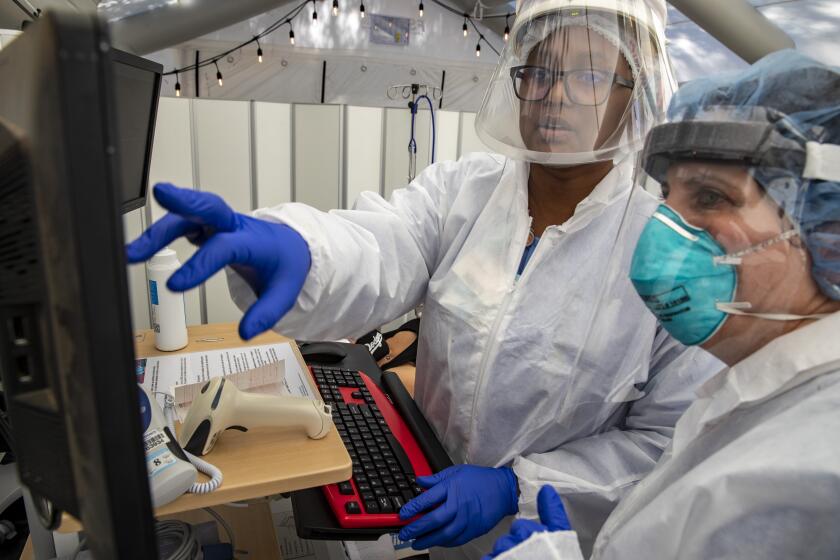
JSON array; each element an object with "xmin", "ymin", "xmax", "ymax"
[
  {"xmin": 226, "ymin": 156, "xmax": 480, "ymax": 341},
  {"xmin": 496, "ymin": 531, "xmax": 585, "ymax": 560},
  {"xmin": 668, "ymin": 470, "xmax": 840, "ymax": 560},
  {"xmin": 512, "ymin": 327, "xmax": 723, "ymax": 554}
]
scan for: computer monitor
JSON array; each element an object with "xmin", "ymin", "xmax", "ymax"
[
  {"xmin": 0, "ymin": 11, "xmax": 157, "ymax": 559},
  {"xmin": 112, "ymin": 48, "xmax": 162, "ymax": 213}
]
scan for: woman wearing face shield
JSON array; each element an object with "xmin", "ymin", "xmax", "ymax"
[
  {"xmin": 485, "ymin": 50, "xmax": 840, "ymax": 560},
  {"xmin": 126, "ymin": 1, "xmax": 721, "ymax": 557}
]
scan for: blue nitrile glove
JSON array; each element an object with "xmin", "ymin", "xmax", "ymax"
[
  {"xmin": 482, "ymin": 485, "xmax": 571, "ymax": 559},
  {"xmin": 126, "ymin": 183, "xmax": 310, "ymax": 340},
  {"xmin": 398, "ymin": 465, "xmax": 519, "ymax": 550}
]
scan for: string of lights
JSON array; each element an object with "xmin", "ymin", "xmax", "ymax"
[{"xmin": 165, "ymin": 0, "xmax": 510, "ymax": 96}]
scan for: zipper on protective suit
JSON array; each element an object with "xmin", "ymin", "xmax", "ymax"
[{"xmin": 466, "ymin": 217, "xmax": 560, "ymax": 463}]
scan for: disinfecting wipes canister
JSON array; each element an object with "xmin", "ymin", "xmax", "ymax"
[{"xmin": 147, "ymin": 248, "xmax": 188, "ymax": 352}]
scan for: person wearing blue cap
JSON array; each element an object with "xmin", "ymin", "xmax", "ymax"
[{"xmin": 485, "ymin": 48, "xmax": 840, "ymax": 560}]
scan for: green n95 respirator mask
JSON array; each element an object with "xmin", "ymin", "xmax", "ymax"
[{"xmin": 629, "ymin": 204, "xmax": 827, "ymax": 346}]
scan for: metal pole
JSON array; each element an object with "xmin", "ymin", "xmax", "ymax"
[{"xmin": 668, "ymin": 0, "xmax": 795, "ymax": 63}]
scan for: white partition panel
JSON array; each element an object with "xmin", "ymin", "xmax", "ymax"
[
  {"xmin": 293, "ymin": 104, "xmax": 340, "ymax": 211},
  {"xmin": 123, "ymin": 209, "xmax": 150, "ymax": 331},
  {"xmin": 147, "ymin": 97, "xmax": 203, "ymax": 326},
  {"xmin": 193, "ymin": 99, "xmax": 252, "ymax": 324},
  {"xmin": 346, "ymin": 106, "xmax": 383, "ymax": 208},
  {"xmin": 458, "ymin": 112, "xmax": 490, "ymax": 157},
  {"xmin": 383, "ymin": 108, "xmax": 431, "ymax": 198},
  {"xmin": 435, "ymin": 110, "xmax": 460, "ymax": 164},
  {"xmin": 254, "ymin": 102, "xmax": 292, "ymax": 209}
]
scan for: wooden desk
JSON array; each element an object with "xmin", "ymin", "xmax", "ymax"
[{"xmin": 59, "ymin": 322, "xmax": 351, "ymax": 533}]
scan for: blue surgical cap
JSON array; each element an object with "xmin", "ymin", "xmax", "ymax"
[{"xmin": 660, "ymin": 49, "xmax": 840, "ymax": 300}]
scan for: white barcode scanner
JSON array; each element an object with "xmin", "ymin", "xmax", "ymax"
[
  {"xmin": 138, "ymin": 385, "xmax": 197, "ymax": 507},
  {"xmin": 179, "ymin": 377, "xmax": 333, "ymax": 456}
]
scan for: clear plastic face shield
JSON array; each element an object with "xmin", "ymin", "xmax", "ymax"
[
  {"xmin": 627, "ymin": 104, "xmax": 840, "ymax": 364},
  {"xmin": 475, "ymin": 0, "xmax": 676, "ymax": 165}
]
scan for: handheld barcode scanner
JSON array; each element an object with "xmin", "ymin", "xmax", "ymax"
[{"xmin": 179, "ymin": 377, "xmax": 333, "ymax": 456}]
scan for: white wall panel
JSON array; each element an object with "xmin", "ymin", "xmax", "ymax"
[
  {"xmin": 383, "ymin": 107, "xmax": 431, "ymax": 198},
  {"xmin": 346, "ymin": 106, "xmax": 383, "ymax": 208},
  {"xmin": 435, "ymin": 110, "xmax": 460, "ymax": 164},
  {"xmin": 294, "ymin": 104, "xmax": 341, "ymax": 211},
  {"xmin": 147, "ymin": 97, "xmax": 203, "ymax": 326},
  {"xmin": 254, "ymin": 102, "xmax": 292, "ymax": 209},
  {"xmin": 458, "ymin": 112, "xmax": 490, "ymax": 157},
  {"xmin": 123, "ymin": 209, "xmax": 150, "ymax": 331},
  {"xmin": 193, "ymin": 99, "xmax": 252, "ymax": 324},
  {"xmin": 141, "ymin": 95, "xmax": 482, "ymax": 330}
]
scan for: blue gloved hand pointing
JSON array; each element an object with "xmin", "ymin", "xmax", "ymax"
[
  {"xmin": 126, "ymin": 183, "xmax": 311, "ymax": 340},
  {"xmin": 398, "ymin": 465, "xmax": 519, "ymax": 550},
  {"xmin": 482, "ymin": 485, "xmax": 571, "ymax": 559}
]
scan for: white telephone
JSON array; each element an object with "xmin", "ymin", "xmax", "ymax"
[{"xmin": 139, "ymin": 385, "xmax": 197, "ymax": 507}]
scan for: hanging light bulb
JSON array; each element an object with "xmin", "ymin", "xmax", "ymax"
[
  {"xmin": 214, "ymin": 61, "xmax": 223, "ymax": 87},
  {"xmin": 418, "ymin": 2, "xmax": 424, "ymax": 17},
  {"xmin": 504, "ymin": 14, "xmax": 510, "ymax": 42},
  {"xmin": 256, "ymin": 38, "xmax": 263, "ymax": 63},
  {"xmin": 289, "ymin": 27, "xmax": 295, "ymax": 45},
  {"xmin": 463, "ymin": 16, "xmax": 468, "ymax": 37},
  {"xmin": 332, "ymin": 0, "xmax": 338, "ymax": 16},
  {"xmin": 174, "ymin": 71, "xmax": 181, "ymax": 97},
  {"xmin": 360, "ymin": 2, "xmax": 365, "ymax": 18},
  {"xmin": 475, "ymin": 42, "xmax": 481, "ymax": 57},
  {"xmin": 312, "ymin": 1, "xmax": 318, "ymax": 21}
]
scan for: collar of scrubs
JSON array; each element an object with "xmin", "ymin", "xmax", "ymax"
[
  {"xmin": 521, "ymin": 156, "xmax": 634, "ymax": 234},
  {"xmin": 671, "ymin": 310, "xmax": 840, "ymax": 454}
]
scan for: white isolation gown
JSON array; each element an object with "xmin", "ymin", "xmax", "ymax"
[
  {"xmin": 497, "ymin": 311, "xmax": 840, "ymax": 560},
  {"xmin": 226, "ymin": 153, "xmax": 722, "ymax": 557}
]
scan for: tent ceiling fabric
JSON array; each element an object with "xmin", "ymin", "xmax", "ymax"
[{"xmin": 5, "ymin": 1, "xmax": 835, "ymax": 112}]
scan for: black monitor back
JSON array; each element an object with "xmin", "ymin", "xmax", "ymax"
[
  {"xmin": 112, "ymin": 48, "xmax": 161, "ymax": 213},
  {"xmin": 0, "ymin": 12, "xmax": 157, "ymax": 559}
]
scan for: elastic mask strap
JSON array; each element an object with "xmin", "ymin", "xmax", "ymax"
[
  {"xmin": 713, "ymin": 228, "xmax": 799, "ymax": 266},
  {"xmin": 716, "ymin": 301, "xmax": 830, "ymax": 321}
]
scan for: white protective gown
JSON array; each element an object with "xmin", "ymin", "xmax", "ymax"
[
  {"xmin": 498, "ymin": 311, "xmax": 840, "ymax": 560},
  {"xmin": 226, "ymin": 153, "xmax": 722, "ymax": 558}
]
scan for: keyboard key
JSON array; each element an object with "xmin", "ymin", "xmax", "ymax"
[
  {"xmin": 377, "ymin": 496, "xmax": 394, "ymax": 513},
  {"xmin": 392, "ymin": 496, "xmax": 406, "ymax": 511},
  {"xmin": 361, "ymin": 491, "xmax": 375, "ymax": 501},
  {"xmin": 356, "ymin": 483, "xmax": 371, "ymax": 493},
  {"xmin": 382, "ymin": 476, "xmax": 395, "ymax": 487},
  {"xmin": 339, "ymin": 482, "xmax": 354, "ymax": 495},
  {"xmin": 396, "ymin": 480, "xmax": 409, "ymax": 490},
  {"xmin": 401, "ymin": 489, "xmax": 415, "ymax": 504},
  {"xmin": 345, "ymin": 501, "xmax": 361, "ymax": 514},
  {"xmin": 364, "ymin": 500, "xmax": 380, "ymax": 514},
  {"xmin": 370, "ymin": 479, "xmax": 384, "ymax": 488},
  {"xmin": 386, "ymin": 485, "xmax": 399, "ymax": 496},
  {"xmin": 351, "ymin": 391, "xmax": 363, "ymax": 399},
  {"xmin": 374, "ymin": 488, "xmax": 387, "ymax": 498}
]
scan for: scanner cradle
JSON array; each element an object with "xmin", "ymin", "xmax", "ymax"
[{"xmin": 179, "ymin": 377, "xmax": 333, "ymax": 456}]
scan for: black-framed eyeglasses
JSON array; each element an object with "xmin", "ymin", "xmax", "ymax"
[{"xmin": 510, "ymin": 65, "xmax": 634, "ymax": 105}]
